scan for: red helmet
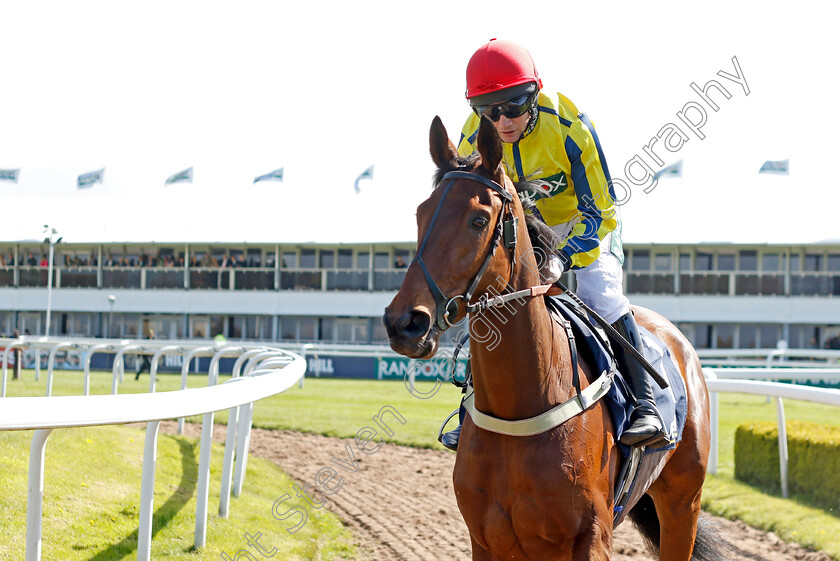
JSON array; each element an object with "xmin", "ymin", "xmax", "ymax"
[{"xmin": 465, "ymin": 39, "xmax": 543, "ymax": 101}]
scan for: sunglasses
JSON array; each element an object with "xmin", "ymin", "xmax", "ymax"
[{"xmin": 471, "ymin": 92, "xmax": 535, "ymax": 122}]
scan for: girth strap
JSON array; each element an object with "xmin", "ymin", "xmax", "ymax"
[{"xmin": 462, "ymin": 368, "xmax": 614, "ymax": 437}]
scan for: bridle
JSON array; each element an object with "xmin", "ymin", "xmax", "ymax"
[{"xmin": 412, "ymin": 170, "xmax": 518, "ymax": 332}]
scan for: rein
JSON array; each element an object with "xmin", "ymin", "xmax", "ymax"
[{"xmin": 417, "ymin": 169, "xmax": 614, "ymax": 439}]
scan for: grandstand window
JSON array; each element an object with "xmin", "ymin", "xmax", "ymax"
[
  {"xmin": 247, "ymin": 248, "xmax": 262, "ymax": 267},
  {"xmin": 739, "ymin": 325, "xmax": 757, "ymax": 348},
  {"xmin": 394, "ymin": 249, "xmax": 411, "ymax": 268},
  {"xmin": 654, "ymin": 254, "xmax": 671, "ymax": 271},
  {"xmin": 715, "ymin": 324, "xmax": 735, "ymax": 348},
  {"xmin": 762, "ymin": 253, "xmax": 781, "ymax": 271},
  {"xmin": 210, "ymin": 316, "xmax": 225, "ymax": 339},
  {"xmin": 790, "ymin": 253, "xmax": 800, "ymax": 271},
  {"xmin": 319, "ymin": 318, "xmax": 334, "ymax": 341},
  {"xmin": 190, "ymin": 317, "xmax": 209, "ymax": 338},
  {"xmin": 337, "ymin": 249, "xmax": 353, "ymax": 269},
  {"xmin": 717, "ymin": 254, "xmax": 735, "ymax": 271},
  {"xmin": 374, "ymin": 252, "xmax": 390, "ymax": 269},
  {"xmin": 282, "ymin": 252, "xmax": 297, "ymax": 268},
  {"xmin": 122, "ymin": 314, "xmax": 139, "ymax": 338},
  {"xmin": 789, "ymin": 325, "xmax": 820, "ymax": 348},
  {"xmin": 631, "ymin": 250, "xmax": 650, "ymax": 271},
  {"xmin": 336, "ymin": 318, "xmax": 368, "ymax": 343},
  {"xmin": 356, "ymin": 252, "xmax": 370, "ymax": 269},
  {"xmin": 372, "ymin": 320, "xmax": 388, "ymax": 343},
  {"xmin": 320, "ymin": 250, "xmax": 335, "ymax": 269},
  {"xmin": 228, "ymin": 317, "xmax": 242, "ymax": 339},
  {"xmin": 693, "ymin": 324, "xmax": 712, "ymax": 349},
  {"xmin": 738, "ymin": 250, "xmax": 758, "ymax": 271},
  {"xmin": 804, "ymin": 254, "xmax": 822, "ymax": 271},
  {"xmin": 828, "ymin": 254, "xmax": 840, "ymax": 271},
  {"xmin": 695, "ymin": 253, "xmax": 713, "ymax": 271},
  {"xmin": 300, "ymin": 249, "xmax": 316, "ymax": 268},
  {"xmin": 679, "ymin": 254, "xmax": 691, "ymax": 271},
  {"xmin": 281, "ymin": 317, "xmax": 297, "ymax": 340},
  {"xmin": 760, "ymin": 325, "xmax": 779, "ymax": 348},
  {"xmin": 299, "ymin": 317, "xmax": 317, "ymax": 341}
]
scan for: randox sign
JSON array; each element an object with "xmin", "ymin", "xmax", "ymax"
[{"xmin": 378, "ymin": 356, "xmax": 468, "ymax": 383}]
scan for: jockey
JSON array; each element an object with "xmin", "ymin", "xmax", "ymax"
[{"xmin": 439, "ymin": 38, "xmax": 667, "ymax": 451}]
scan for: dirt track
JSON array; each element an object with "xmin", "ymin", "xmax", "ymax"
[{"xmin": 166, "ymin": 423, "xmax": 832, "ymax": 561}]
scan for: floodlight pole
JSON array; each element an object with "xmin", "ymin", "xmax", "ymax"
[{"xmin": 43, "ymin": 226, "xmax": 60, "ymax": 337}]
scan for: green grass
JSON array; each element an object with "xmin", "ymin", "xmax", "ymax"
[
  {"xmin": 701, "ymin": 392, "xmax": 840, "ymax": 559},
  {"xmin": 0, "ymin": 371, "xmax": 359, "ymax": 561},
  {"xmin": 3, "ymin": 370, "xmax": 840, "ymax": 558}
]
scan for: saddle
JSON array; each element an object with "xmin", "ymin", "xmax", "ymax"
[{"xmin": 544, "ymin": 295, "xmax": 688, "ymax": 527}]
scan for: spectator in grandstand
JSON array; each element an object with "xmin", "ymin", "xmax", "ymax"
[
  {"xmin": 394, "ymin": 255, "xmax": 407, "ymax": 268},
  {"xmin": 439, "ymin": 39, "xmax": 665, "ymax": 451}
]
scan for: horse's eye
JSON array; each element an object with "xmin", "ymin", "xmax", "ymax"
[{"xmin": 472, "ymin": 216, "xmax": 489, "ymax": 229}]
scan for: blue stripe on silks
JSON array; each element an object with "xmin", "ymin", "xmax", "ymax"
[
  {"xmin": 578, "ymin": 113, "xmax": 616, "ymax": 201},
  {"xmin": 564, "ymin": 134, "xmax": 601, "ymax": 255},
  {"xmin": 467, "ymin": 129, "xmax": 479, "ymax": 145},
  {"xmin": 512, "ymin": 142, "xmax": 525, "ymax": 181},
  {"xmin": 539, "ymin": 105, "xmax": 572, "ymax": 127},
  {"xmin": 458, "ymin": 132, "xmax": 465, "ymax": 147}
]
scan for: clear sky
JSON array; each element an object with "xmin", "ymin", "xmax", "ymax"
[{"xmin": 0, "ymin": 1, "xmax": 837, "ymax": 245}]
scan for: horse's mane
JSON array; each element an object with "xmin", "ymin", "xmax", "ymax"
[
  {"xmin": 433, "ymin": 158, "xmax": 561, "ymax": 265},
  {"xmin": 515, "ymin": 179, "xmax": 563, "ymax": 262}
]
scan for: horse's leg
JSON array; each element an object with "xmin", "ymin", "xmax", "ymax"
[
  {"xmin": 647, "ymin": 421, "xmax": 708, "ymax": 561},
  {"xmin": 570, "ymin": 512, "xmax": 612, "ymax": 561},
  {"xmin": 470, "ymin": 536, "xmax": 492, "ymax": 561}
]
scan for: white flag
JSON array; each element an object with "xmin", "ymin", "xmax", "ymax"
[
  {"xmin": 354, "ymin": 165, "xmax": 374, "ymax": 194},
  {"xmin": 652, "ymin": 160, "xmax": 682, "ymax": 181},
  {"xmin": 0, "ymin": 168, "xmax": 20, "ymax": 183},
  {"xmin": 254, "ymin": 167, "xmax": 284, "ymax": 184},
  {"xmin": 78, "ymin": 168, "xmax": 105, "ymax": 189},
  {"xmin": 165, "ymin": 167, "xmax": 193, "ymax": 185},
  {"xmin": 759, "ymin": 159, "xmax": 789, "ymax": 175}
]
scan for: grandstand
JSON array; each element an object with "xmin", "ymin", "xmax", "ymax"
[{"xmin": 1, "ymin": 239, "xmax": 839, "ymax": 377}]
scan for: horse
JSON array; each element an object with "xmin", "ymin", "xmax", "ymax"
[{"xmin": 383, "ymin": 115, "xmax": 719, "ymax": 561}]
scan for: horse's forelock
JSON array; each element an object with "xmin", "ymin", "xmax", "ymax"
[{"xmin": 432, "ymin": 153, "xmax": 481, "ymax": 190}]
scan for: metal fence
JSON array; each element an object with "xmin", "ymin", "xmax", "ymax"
[{"xmin": 0, "ymin": 337, "xmax": 305, "ymax": 561}]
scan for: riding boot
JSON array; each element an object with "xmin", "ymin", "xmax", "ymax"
[
  {"xmin": 439, "ymin": 399, "xmax": 466, "ymax": 451},
  {"xmin": 612, "ymin": 312, "xmax": 669, "ymax": 448}
]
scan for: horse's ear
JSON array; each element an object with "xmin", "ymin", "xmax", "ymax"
[
  {"xmin": 429, "ymin": 116, "xmax": 459, "ymax": 168},
  {"xmin": 476, "ymin": 115, "xmax": 503, "ymax": 174}
]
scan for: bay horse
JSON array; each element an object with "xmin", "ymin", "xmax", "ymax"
[{"xmin": 383, "ymin": 116, "xmax": 720, "ymax": 560}]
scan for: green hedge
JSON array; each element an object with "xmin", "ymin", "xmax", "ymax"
[{"xmin": 735, "ymin": 421, "xmax": 840, "ymax": 510}]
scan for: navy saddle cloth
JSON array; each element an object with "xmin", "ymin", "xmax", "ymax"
[{"xmin": 548, "ymin": 297, "xmax": 687, "ymax": 455}]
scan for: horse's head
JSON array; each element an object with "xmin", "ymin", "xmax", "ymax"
[{"xmin": 383, "ymin": 116, "xmax": 522, "ymax": 359}]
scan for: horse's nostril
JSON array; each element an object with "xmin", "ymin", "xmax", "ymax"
[{"xmin": 396, "ymin": 310, "xmax": 431, "ymax": 339}]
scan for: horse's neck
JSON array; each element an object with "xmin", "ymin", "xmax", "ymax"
[{"xmin": 469, "ymin": 257, "xmax": 572, "ymax": 420}]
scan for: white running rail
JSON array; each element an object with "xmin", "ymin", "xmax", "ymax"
[{"xmin": 0, "ymin": 337, "xmax": 305, "ymax": 561}]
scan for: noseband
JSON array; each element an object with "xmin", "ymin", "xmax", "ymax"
[{"xmin": 413, "ymin": 170, "xmax": 518, "ymax": 332}]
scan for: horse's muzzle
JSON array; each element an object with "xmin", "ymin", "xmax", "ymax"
[{"xmin": 382, "ymin": 307, "xmax": 437, "ymax": 359}]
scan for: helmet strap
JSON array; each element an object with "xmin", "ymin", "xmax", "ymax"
[{"xmin": 520, "ymin": 94, "xmax": 540, "ymax": 140}]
